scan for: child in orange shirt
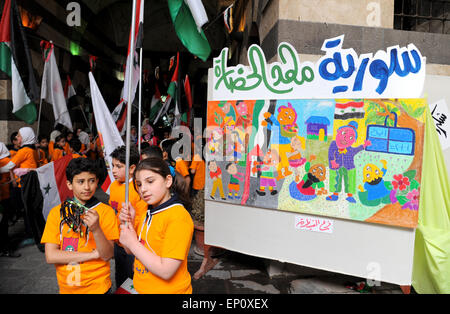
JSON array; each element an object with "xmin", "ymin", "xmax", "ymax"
[
  {"xmin": 41, "ymin": 157, "xmax": 119, "ymax": 293},
  {"xmin": 109, "ymin": 145, "xmax": 148, "ymax": 288},
  {"xmin": 51, "ymin": 135, "xmax": 66, "ymax": 162},
  {"xmin": 118, "ymin": 157, "xmax": 194, "ymax": 294},
  {"xmin": 161, "ymin": 138, "xmax": 191, "ymax": 192},
  {"xmin": 69, "ymin": 138, "xmax": 86, "ymax": 159}
]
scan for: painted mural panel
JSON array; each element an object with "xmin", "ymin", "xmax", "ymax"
[{"xmin": 205, "ymin": 99, "xmax": 426, "ymax": 228}]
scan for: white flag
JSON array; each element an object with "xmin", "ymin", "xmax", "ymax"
[
  {"xmin": 122, "ymin": 0, "xmax": 144, "ymax": 106},
  {"xmin": 89, "ymin": 72, "xmax": 124, "ymax": 192},
  {"xmin": 40, "ymin": 42, "xmax": 73, "ymax": 131}
]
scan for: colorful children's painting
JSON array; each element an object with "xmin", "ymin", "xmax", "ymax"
[{"xmin": 205, "ymin": 99, "xmax": 427, "ymax": 228}]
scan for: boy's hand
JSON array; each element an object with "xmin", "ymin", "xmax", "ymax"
[
  {"xmin": 119, "ymin": 202, "xmax": 136, "ymax": 225},
  {"xmin": 91, "ymin": 249, "xmax": 100, "ymax": 260},
  {"xmin": 83, "ymin": 210, "xmax": 100, "ymax": 233},
  {"xmin": 119, "ymin": 223, "xmax": 138, "ymax": 249}
]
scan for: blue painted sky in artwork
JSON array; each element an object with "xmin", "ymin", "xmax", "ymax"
[{"xmin": 274, "ymin": 99, "xmax": 336, "ymax": 138}]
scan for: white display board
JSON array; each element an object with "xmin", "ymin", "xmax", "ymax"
[{"xmin": 204, "ymin": 40, "xmax": 445, "ymax": 286}]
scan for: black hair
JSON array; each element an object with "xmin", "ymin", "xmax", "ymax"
[
  {"xmin": 225, "ymin": 162, "xmax": 233, "ymax": 170},
  {"xmin": 38, "ymin": 135, "xmax": 48, "ymax": 142},
  {"xmin": 140, "ymin": 141, "xmax": 150, "ymax": 151},
  {"xmin": 69, "ymin": 138, "xmax": 82, "ymax": 153},
  {"xmin": 133, "ymin": 157, "xmax": 191, "ymax": 211},
  {"xmin": 160, "ymin": 138, "xmax": 177, "ymax": 163},
  {"xmin": 110, "ymin": 145, "xmax": 140, "ymax": 166},
  {"xmin": 54, "ymin": 135, "xmax": 65, "ymax": 149},
  {"xmin": 141, "ymin": 145, "xmax": 163, "ymax": 159},
  {"xmin": 10, "ymin": 132, "xmax": 18, "ymax": 143},
  {"xmin": 66, "ymin": 157, "xmax": 98, "ymax": 183}
]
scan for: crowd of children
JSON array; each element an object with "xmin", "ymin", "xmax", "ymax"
[{"xmin": 0, "ymin": 122, "xmax": 206, "ymax": 294}]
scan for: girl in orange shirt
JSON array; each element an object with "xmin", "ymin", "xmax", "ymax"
[
  {"xmin": 11, "ymin": 127, "xmax": 38, "ymax": 170},
  {"xmin": 51, "ymin": 135, "xmax": 66, "ymax": 162},
  {"xmin": 118, "ymin": 157, "xmax": 194, "ymax": 294}
]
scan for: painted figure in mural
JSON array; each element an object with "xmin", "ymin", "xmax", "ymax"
[
  {"xmin": 296, "ymin": 155, "xmax": 327, "ymax": 196},
  {"xmin": 228, "ymin": 130, "xmax": 244, "ymax": 162},
  {"xmin": 252, "ymin": 149, "xmax": 281, "ymax": 196},
  {"xmin": 261, "ymin": 102, "xmax": 299, "ymax": 179},
  {"xmin": 225, "ymin": 163, "xmax": 244, "ymax": 200},
  {"xmin": 286, "ymin": 135, "xmax": 306, "ymax": 182},
  {"xmin": 235, "ymin": 100, "xmax": 252, "ymax": 130},
  {"xmin": 326, "ymin": 121, "xmax": 371, "ymax": 203},
  {"xmin": 208, "ymin": 160, "xmax": 226, "ymax": 200},
  {"xmin": 208, "ymin": 127, "xmax": 223, "ymax": 157},
  {"xmin": 358, "ymin": 160, "xmax": 392, "ymax": 206}
]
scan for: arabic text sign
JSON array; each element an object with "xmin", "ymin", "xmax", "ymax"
[
  {"xmin": 429, "ymin": 99, "xmax": 450, "ymax": 151},
  {"xmin": 295, "ymin": 215, "xmax": 334, "ymax": 234},
  {"xmin": 212, "ymin": 35, "xmax": 426, "ymax": 100}
]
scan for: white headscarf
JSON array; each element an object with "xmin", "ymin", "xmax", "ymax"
[
  {"xmin": 18, "ymin": 127, "xmax": 37, "ymax": 146},
  {"xmin": 50, "ymin": 130, "xmax": 61, "ymax": 142},
  {"xmin": 78, "ymin": 131, "xmax": 90, "ymax": 146},
  {"xmin": 0, "ymin": 142, "xmax": 10, "ymax": 159}
]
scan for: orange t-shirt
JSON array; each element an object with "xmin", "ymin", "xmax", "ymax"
[
  {"xmin": 71, "ymin": 153, "xmax": 86, "ymax": 159},
  {"xmin": 9, "ymin": 149, "xmax": 18, "ymax": 158},
  {"xmin": 37, "ymin": 149, "xmax": 48, "ymax": 166},
  {"xmin": 109, "ymin": 180, "xmax": 148, "ymax": 232},
  {"xmin": 51, "ymin": 148, "xmax": 65, "ymax": 162},
  {"xmin": 40, "ymin": 201, "xmax": 119, "ymax": 294},
  {"xmin": 175, "ymin": 158, "xmax": 190, "ymax": 178},
  {"xmin": 133, "ymin": 203, "xmax": 194, "ymax": 294},
  {"xmin": 0, "ymin": 157, "xmax": 12, "ymax": 200},
  {"xmin": 11, "ymin": 146, "xmax": 38, "ymax": 169},
  {"xmin": 189, "ymin": 155, "xmax": 205, "ymax": 190},
  {"xmin": 48, "ymin": 141, "xmax": 54, "ymax": 157},
  {"xmin": 64, "ymin": 142, "xmax": 71, "ymax": 155}
]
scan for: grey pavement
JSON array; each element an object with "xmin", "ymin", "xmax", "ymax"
[{"xmin": 0, "ymin": 219, "xmax": 404, "ymax": 294}]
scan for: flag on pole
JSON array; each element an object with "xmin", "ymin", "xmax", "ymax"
[
  {"xmin": 154, "ymin": 53, "xmax": 179, "ymax": 124},
  {"xmin": 35, "ymin": 155, "xmax": 73, "ymax": 220},
  {"xmin": 0, "ymin": 0, "xmax": 39, "ymax": 124},
  {"xmin": 64, "ymin": 74, "xmax": 76, "ymax": 100},
  {"xmin": 168, "ymin": 0, "xmax": 211, "ymax": 61},
  {"xmin": 149, "ymin": 83, "xmax": 162, "ymax": 122},
  {"xmin": 184, "ymin": 74, "xmax": 193, "ymax": 126},
  {"xmin": 40, "ymin": 41, "xmax": 73, "ymax": 131},
  {"xmin": 122, "ymin": 0, "xmax": 144, "ymax": 107},
  {"xmin": 111, "ymin": 99, "xmax": 127, "ymax": 134},
  {"xmin": 89, "ymin": 72, "xmax": 124, "ymax": 192},
  {"xmin": 223, "ymin": 4, "xmax": 233, "ymax": 33}
]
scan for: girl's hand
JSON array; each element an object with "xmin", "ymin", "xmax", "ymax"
[
  {"xmin": 119, "ymin": 222, "xmax": 138, "ymax": 249},
  {"xmin": 118, "ymin": 202, "xmax": 136, "ymax": 225}
]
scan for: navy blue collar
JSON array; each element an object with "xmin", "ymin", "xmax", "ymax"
[{"xmin": 147, "ymin": 194, "xmax": 182, "ymax": 216}]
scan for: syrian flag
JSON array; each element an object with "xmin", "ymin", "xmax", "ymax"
[
  {"xmin": 111, "ymin": 99, "xmax": 127, "ymax": 135},
  {"xmin": 35, "ymin": 155, "xmax": 73, "ymax": 220},
  {"xmin": 122, "ymin": 0, "xmax": 144, "ymax": 107},
  {"xmin": 334, "ymin": 101, "xmax": 365, "ymax": 120},
  {"xmin": 114, "ymin": 278, "xmax": 138, "ymax": 294},
  {"xmin": 40, "ymin": 41, "xmax": 73, "ymax": 131},
  {"xmin": 64, "ymin": 74, "xmax": 76, "ymax": 100},
  {"xmin": 149, "ymin": 83, "xmax": 162, "ymax": 122},
  {"xmin": 184, "ymin": 74, "xmax": 192, "ymax": 127},
  {"xmin": 89, "ymin": 72, "xmax": 124, "ymax": 192},
  {"xmin": 154, "ymin": 53, "xmax": 180, "ymax": 124},
  {"xmin": 168, "ymin": 0, "xmax": 211, "ymax": 61},
  {"xmin": 0, "ymin": 0, "xmax": 39, "ymax": 124},
  {"xmin": 223, "ymin": 4, "xmax": 233, "ymax": 33}
]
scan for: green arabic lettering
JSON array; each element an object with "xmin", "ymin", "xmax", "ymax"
[{"xmin": 214, "ymin": 49, "xmax": 235, "ymax": 92}]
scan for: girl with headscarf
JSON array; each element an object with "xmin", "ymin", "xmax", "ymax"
[
  {"xmin": 130, "ymin": 126, "xmax": 138, "ymax": 146},
  {"xmin": 10, "ymin": 127, "xmax": 38, "ymax": 170},
  {"xmin": 141, "ymin": 122, "xmax": 157, "ymax": 146}
]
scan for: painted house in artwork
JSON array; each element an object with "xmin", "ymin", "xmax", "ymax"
[{"xmin": 305, "ymin": 116, "xmax": 331, "ymax": 141}]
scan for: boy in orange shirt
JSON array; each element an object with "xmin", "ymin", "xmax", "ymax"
[
  {"xmin": 109, "ymin": 145, "xmax": 148, "ymax": 288},
  {"xmin": 69, "ymin": 138, "xmax": 86, "ymax": 159},
  {"xmin": 41, "ymin": 157, "xmax": 119, "ymax": 294},
  {"xmin": 51, "ymin": 135, "xmax": 66, "ymax": 162}
]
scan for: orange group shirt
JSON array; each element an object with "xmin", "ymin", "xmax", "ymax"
[
  {"xmin": 133, "ymin": 203, "xmax": 194, "ymax": 294},
  {"xmin": 109, "ymin": 180, "xmax": 148, "ymax": 232},
  {"xmin": 51, "ymin": 147, "xmax": 65, "ymax": 162},
  {"xmin": 190, "ymin": 155, "xmax": 205, "ymax": 190},
  {"xmin": 48, "ymin": 141, "xmax": 54, "ymax": 157},
  {"xmin": 0, "ymin": 157, "xmax": 12, "ymax": 200},
  {"xmin": 41, "ymin": 201, "xmax": 119, "ymax": 294},
  {"xmin": 175, "ymin": 158, "xmax": 190, "ymax": 178},
  {"xmin": 11, "ymin": 147, "xmax": 38, "ymax": 169},
  {"xmin": 37, "ymin": 148, "xmax": 48, "ymax": 166}
]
